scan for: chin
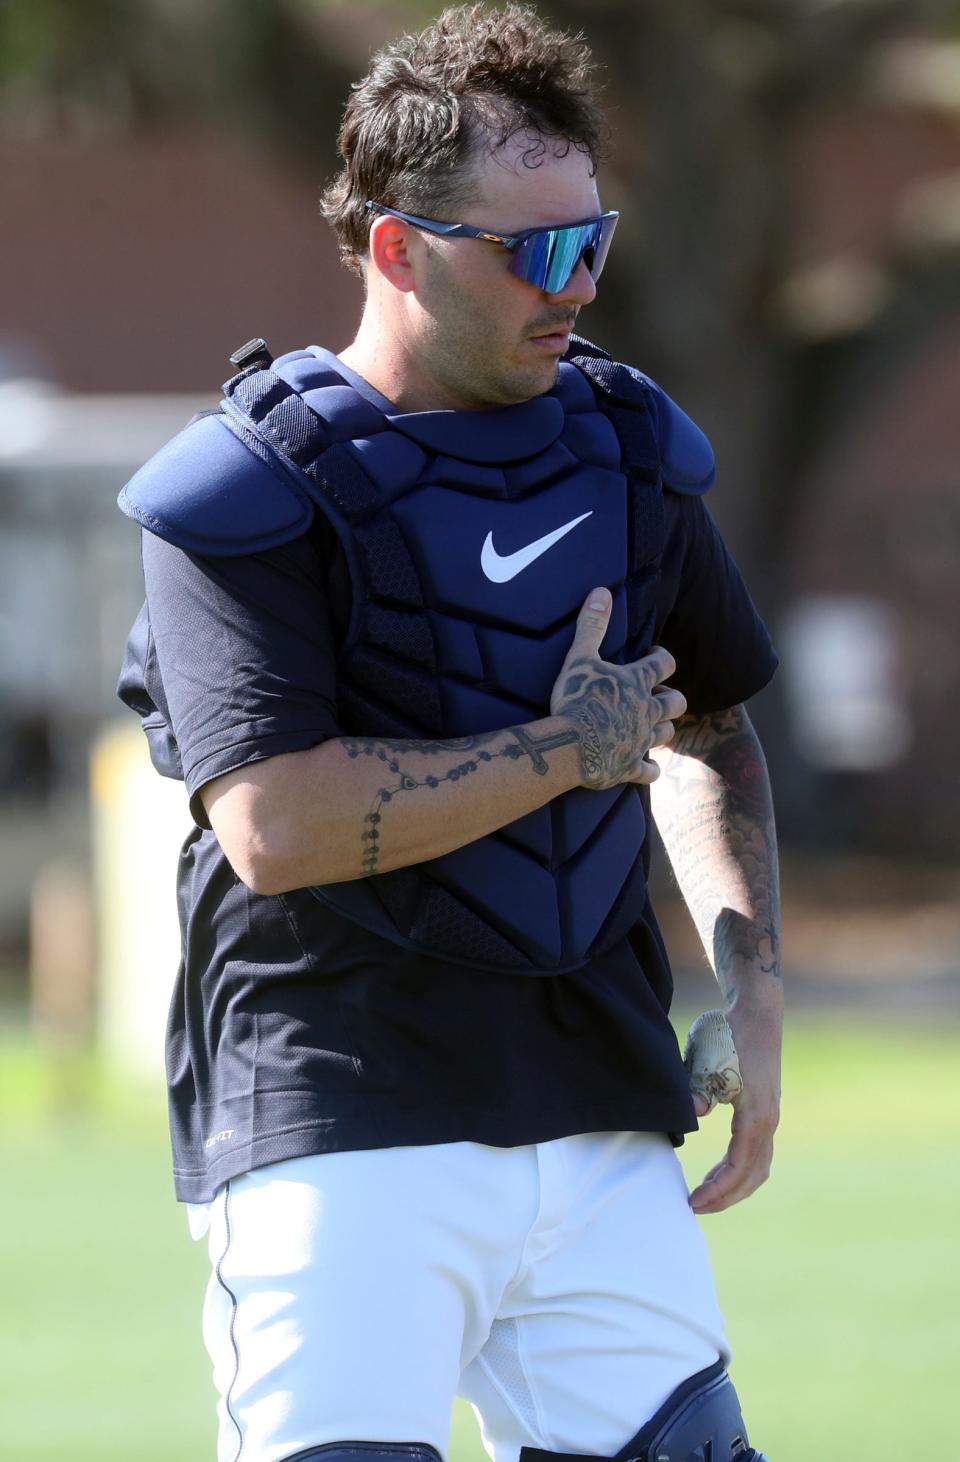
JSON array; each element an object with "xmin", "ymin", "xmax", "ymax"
[
  {"xmin": 522, "ymin": 362, "xmax": 561, "ymax": 401},
  {"xmin": 496, "ymin": 360, "xmax": 559, "ymax": 406}
]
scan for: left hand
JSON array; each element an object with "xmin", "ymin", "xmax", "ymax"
[{"xmin": 687, "ymin": 996, "xmax": 782, "ymax": 1215}]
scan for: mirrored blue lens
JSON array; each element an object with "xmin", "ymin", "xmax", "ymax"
[{"xmin": 508, "ymin": 214, "xmax": 618, "ymax": 292}]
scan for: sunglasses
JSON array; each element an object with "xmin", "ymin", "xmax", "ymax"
[{"xmin": 365, "ymin": 201, "xmax": 619, "ymax": 294}]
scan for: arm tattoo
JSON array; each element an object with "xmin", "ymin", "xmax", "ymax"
[
  {"xmin": 341, "ymin": 725, "xmax": 579, "ymax": 875},
  {"xmin": 653, "ymin": 705, "xmax": 781, "ymax": 999}
]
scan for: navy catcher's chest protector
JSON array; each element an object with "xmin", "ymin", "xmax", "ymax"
[{"xmin": 120, "ymin": 338, "xmax": 714, "ymax": 975}]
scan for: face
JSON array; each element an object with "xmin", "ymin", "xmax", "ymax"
[{"xmin": 373, "ymin": 134, "xmax": 604, "ymax": 410}]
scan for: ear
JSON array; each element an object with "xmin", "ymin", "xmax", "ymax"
[{"xmin": 368, "ymin": 215, "xmax": 418, "ymax": 294}]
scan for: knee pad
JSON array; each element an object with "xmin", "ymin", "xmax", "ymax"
[
  {"xmin": 281, "ymin": 1446, "xmax": 443, "ymax": 1462},
  {"xmin": 617, "ymin": 1361, "xmax": 768, "ymax": 1461},
  {"xmin": 519, "ymin": 1360, "xmax": 770, "ymax": 1462}
]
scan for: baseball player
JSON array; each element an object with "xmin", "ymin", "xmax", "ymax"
[{"xmin": 118, "ymin": 6, "xmax": 782, "ymax": 1461}]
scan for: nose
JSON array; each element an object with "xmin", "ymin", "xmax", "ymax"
[{"xmin": 547, "ymin": 255, "xmax": 597, "ymax": 307}]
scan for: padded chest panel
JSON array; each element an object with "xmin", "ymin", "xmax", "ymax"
[
  {"xmin": 120, "ymin": 339, "xmax": 711, "ymax": 974},
  {"xmin": 231, "ymin": 349, "xmax": 664, "ymax": 738},
  {"xmin": 217, "ymin": 349, "xmax": 663, "ymax": 972},
  {"xmin": 392, "ymin": 472, "xmax": 624, "ymax": 622}
]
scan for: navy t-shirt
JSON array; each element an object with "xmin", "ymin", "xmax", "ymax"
[{"xmin": 121, "ymin": 374, "xmax": 778, "ymax": 1204}]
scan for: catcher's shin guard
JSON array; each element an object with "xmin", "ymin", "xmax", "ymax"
[
  {"xmin": 519, "ymin": 1359, "xmax": 770, "ymax": 1462},
  {"xmin": 279, "ymin": 1447, "xmax": 442, "ymax": 1462}
]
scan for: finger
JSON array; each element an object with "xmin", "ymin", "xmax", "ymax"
[
  {"xmin": 689, "ymin": 1120, "xmax": 773, "ymax": 1213},
  {"xmin": 636, "ymin": 644, "xmax": 677, "ymax": 688},
  {"xmin": 564, "ymin": 587, "xmax": 613, "ymax": 664},
  {"xmin": 690, "ymin": 1163, "xmax": 767, "ymax": 1215},
  {"xmin": 621, "ymin": 718, "xmax": 679, "ymax": 771},
  {"xmin": 692, "ymin": 1091, "xmax": 712, "ymax": 1119},
  {"xmin": 689, "ymin": 1171, "xmax": 735, "ymax": 1214},
  {"xmin": 623, "ymin": 724, "xmax": 675, "ymax": 781},
  {"xmin": 653, "ymin": 687, "xmax": 687, "ymax": 721},
  {"xmin": 648, "ymin": 718, "xmax": 679, "ymax": 749},
  {"xmin": 689, "ymin": 1150, "xmax": 748, "ymax": 1213},
  {"xmin": 626, "ymin": 756, "xmax": 661, "ymax": 785},
  {"xmin": 691, "ymin": 1121, "xmax": 761, "ymax": 1200}
]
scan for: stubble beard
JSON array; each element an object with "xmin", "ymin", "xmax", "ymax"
[
  {"xmin": 433, "ymin": 318, "xmax": 560, "ymax": 408},
  {"xmin": 420, "ymin": 262, "xmax": 556, "ymax": 406}
]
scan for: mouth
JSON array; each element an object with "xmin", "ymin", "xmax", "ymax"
[{"xmin": 527, "ymin": 330, "xmax": 572, "ymax": 352}]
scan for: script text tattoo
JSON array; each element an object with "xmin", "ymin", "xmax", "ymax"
[
  {"xmin": 656, "ymin": 706, "xmax": 781, "ymax": 997},
  {"xmin": 555, "ymin": 658, "xmax": 665, "ymax": 790}
]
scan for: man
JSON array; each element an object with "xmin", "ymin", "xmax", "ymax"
[{"xmin": 118, "ymin": 6, "xmax": 782, "ymax": 1461}]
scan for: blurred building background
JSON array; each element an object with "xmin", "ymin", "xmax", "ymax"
[{"xmin": 2, "ymin": 0, "xmax": 960, "ymax": 1048}]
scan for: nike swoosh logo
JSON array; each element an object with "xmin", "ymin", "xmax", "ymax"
[{"xmin": 481, "ymin": 510, "xmax": 593, "ymax": 584}]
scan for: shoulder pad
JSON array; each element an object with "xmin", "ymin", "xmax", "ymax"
[
  {"xmin": 629, "ymin": 370, "xmax": 716, "ymax": 495},
  {"xmin": 117, "ymin": 409, "xmax": 314, "ymax": 556},
  {"xmin": 567, "ymin": 339, "xmax": 715, "ymax": 496}
]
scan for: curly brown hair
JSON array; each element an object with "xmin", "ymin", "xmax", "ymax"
[{"xmin": 320, "ymin": 3, "xmax": 609, "ymax": 276}]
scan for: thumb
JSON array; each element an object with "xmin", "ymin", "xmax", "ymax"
[{"xmin": 566, "ymin": 587, "xmax": 612, "ymax": 662}]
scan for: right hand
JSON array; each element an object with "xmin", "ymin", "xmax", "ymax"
[{"xmin": 550, "ymin": 587, "xmax": 687, "ymax": 789}]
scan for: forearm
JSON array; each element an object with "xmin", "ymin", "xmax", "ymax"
[
  {"xmin": 202, "ymin": 590, "xmax": 689, "ymax": 896},
  {"xmin": 650, "ymin": 705, "xmax": 782, "ymax": 1014},
  {"xmin": 655, "ymin": 704, "xmax": 783, "ymax": 1215},
  {"xmin": 202, "ymin": 716, "xmax": 582, "ymax": 893}
]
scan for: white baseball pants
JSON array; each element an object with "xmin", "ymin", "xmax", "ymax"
[{"xmin": 188, "ymin": 1131, "xmax": 730, "ymax": 1462}]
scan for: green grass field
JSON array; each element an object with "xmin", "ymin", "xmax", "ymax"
[{"xmin": 2, "ymin": 1013, "xmax": 957, "ymax": 1461}]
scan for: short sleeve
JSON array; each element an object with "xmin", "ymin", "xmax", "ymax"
[
  {"xmin": 656, "ymin": 495, "xmax": 778, "ymax": 715},
  {"xmin": 140, "ymin": 524, "xmax": 343, "ymax": 822}
]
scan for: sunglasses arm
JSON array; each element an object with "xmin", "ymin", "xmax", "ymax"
[{"xmin": 365, "ymin": 203, "xmax": 523, "ymax": 249}]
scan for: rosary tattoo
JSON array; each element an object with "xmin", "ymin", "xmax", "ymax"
[{"xmin": 342, "ymin": 726, "xmax": 579, "ymax": 875}]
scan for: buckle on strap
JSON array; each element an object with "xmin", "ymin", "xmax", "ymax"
[{"xmin": 228, "ymin": 336, "xmax": 274, "ymax": 371}]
